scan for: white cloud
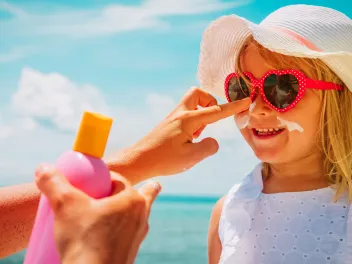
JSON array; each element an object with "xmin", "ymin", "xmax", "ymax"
[
  {"xmin": 0, "ymin": 68, "xmax": 258, "ymax": 194},
  {"xmin": 12, "ymin": 68, "xmax": 111, "ymax": 131},
  {"xmin": 142, "ymin": 0, "xmax": 245, "ymax": 15},
  {"xmin": 0, "ymin": 1, "xmax": 28, "ymax": 17},
  {"xmin": 0, "ymin": 46, "xmax": 38, "ymax": 63},
  {"xmin": 0, "ymin": 0, "xmax": 251, "ymax": 38},
  {"xmin": 0, "ymin": 125, "xmax": 12, "ymax": 139}
]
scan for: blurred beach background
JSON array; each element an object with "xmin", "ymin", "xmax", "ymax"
[
  {"xmin": 0, "ymin": 0, "xmax": 350, "ymax": 263},
  {"xmin": 0, "ymin": 196, "xmax": 216, "ymax": 264}
]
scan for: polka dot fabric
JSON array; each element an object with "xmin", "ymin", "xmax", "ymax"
[{"xmin": 218, "ymin": 164, "xmax": 351, "ymax": 264}]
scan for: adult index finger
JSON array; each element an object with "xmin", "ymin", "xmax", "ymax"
[
  {"xmin": 35, "ymin": 164, "xmax": 88, "ymax": 216},
  {"xmin": 191, "ymin": 97, "xmax": 251, "ymax": 126}
]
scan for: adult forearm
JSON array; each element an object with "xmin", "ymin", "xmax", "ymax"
[
  {"xmin": 0, "ymin": 182, "xmax": 40, "ymax": 258},
  {"xmin": 105, "ymin": 146, "xmax": 152, "ymax": 186}
]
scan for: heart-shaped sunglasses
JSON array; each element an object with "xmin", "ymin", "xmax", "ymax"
[{"xmin": 224, "ymin": 69, "xmax": 343, "ymax": 112}]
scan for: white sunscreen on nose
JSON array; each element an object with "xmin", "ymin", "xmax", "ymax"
[
  {"xmin": 277, "ymin": 116, "xmax": 304, "ymax": 132},
  {"xmin": 249, "ymin": 102, "xmax": 256, "ymax": 113}
]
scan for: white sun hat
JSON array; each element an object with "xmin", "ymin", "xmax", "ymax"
[{"xmin": 197, "ymin": 4, "xmax": 352, "ymax": 98}]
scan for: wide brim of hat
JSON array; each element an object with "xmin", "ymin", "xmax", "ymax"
[{"xmin": 197, "ymin": 15, "xmax": 352, "ymax": 98}]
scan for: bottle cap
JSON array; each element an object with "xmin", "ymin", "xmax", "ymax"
[{"xmin": 73, "ymin": 111, "xmax": 113, "ymax": 158}]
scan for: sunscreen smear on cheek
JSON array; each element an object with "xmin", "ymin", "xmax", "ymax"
[
  {"xmin": 235, "ymin": 113, "xmax": 249, "ymax": 130},
  {"xmin": 234, "ymin": 102, "xmax": 254, "ymax": 130},
  {"xmin": 277, "ymin": 116, "xmax": 304, "ymax": 132}
]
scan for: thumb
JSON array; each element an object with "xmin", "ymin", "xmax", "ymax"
[
  {"xmin": 35, "ymin": 164, "xmax": 88, "ymax": 215},
  {"xmin": 138, "ymin": 180, "xmax": 162, "ymax": 218},
  {"xmin": 189, "ymin": 137, "xmax": 219, "ymax": 162}
]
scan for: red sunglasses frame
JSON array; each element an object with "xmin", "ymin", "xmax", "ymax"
[{"xmin": 224, "ymin": 69, "xmax": 343, "ymax": 113}]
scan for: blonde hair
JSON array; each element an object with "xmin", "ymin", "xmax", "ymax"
[{"xmin": 235, "ymin": 37, "xmax": 352, "ymax": 202}]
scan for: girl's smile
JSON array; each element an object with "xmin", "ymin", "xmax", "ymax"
[{"xmin": 251, "ymin": 127, "xmax": 285, "ymax": 138}]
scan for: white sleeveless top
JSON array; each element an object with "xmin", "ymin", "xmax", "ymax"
[{"xmin": 219, "ymin": 163, "xmax": 352, "ymax": 264}]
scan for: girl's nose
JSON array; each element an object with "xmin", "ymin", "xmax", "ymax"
[{"xmin": 249, "ymin": 89, "xmax": 273, "ymax": 117}]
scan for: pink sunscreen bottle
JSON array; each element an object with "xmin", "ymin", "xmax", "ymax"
[{"xmin": 24, "ymin": 111, "xmax": 113, "ymax": 264}]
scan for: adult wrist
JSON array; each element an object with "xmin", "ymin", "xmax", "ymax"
[
  {"xmin": 105, "ymin": 145, "xmax": 152, "ymax": 185},
  {"xmin": 62, "ymin": 253, "xmax": 104, "ymax": 264},
  {"xmin": 61, "ymin": 245, "xmax": 113, "ymax": 264}
]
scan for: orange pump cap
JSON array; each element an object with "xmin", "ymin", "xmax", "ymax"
[{"xmin": 73, "ymin": 112, "xmax": 113, "ymax": 158}]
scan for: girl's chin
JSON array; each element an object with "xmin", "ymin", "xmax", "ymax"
[{"xmin": 252, "ymin": 147, "xmax": 285, "ymax": 163}]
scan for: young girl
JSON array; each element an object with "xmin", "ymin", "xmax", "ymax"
[{"xmin": 197, "ymin": 4, "xmax": 352, "ymax": 264}]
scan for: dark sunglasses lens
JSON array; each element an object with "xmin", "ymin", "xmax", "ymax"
[
  {"xmin": 227, "ymin": 76, "xmax": 250, "ymax": 101},
  {"xmin": 263, "ymin": 74, "xmax": 299, "ymax": 109}
]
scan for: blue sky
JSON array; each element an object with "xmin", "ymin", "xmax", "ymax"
[{"xmin": 0, "ymin": 0, "xmax": 350, "ymax": 195}]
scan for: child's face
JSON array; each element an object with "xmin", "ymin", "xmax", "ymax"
[{"xmin": 236, "ymin": 45, "xmax": 322, "ymax": 163}]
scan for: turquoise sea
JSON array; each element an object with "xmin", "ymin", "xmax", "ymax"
[{"xmin": 0, "ymin": 195, "xmax": 217, "ymax": 264}]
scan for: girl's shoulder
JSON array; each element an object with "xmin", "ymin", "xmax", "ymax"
[
  {"xmin": 217, "ymin": 164, "xmax": 263, "ymax": 242},
  {"xmin": 211, "ymin": 195, "xmax": 228, "ymax": 223},
  {"xmin": 211, "ymin": 184, "xmax": 240, "ymax": 238},
  {"xmin": 224, "ymin": 163, "xmax": 264, "ymax": 203}
]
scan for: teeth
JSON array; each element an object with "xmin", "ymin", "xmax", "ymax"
[
  {"xmin": 255, "ymin": 127, "xmax": 283, "ymax": 135},
  {"xmin": 255, "ymin": 128, "xmax": 281, "ymax": 132}
]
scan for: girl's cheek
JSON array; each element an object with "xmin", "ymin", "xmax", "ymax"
[
  {"xmin": 276, "ymin": 116, "xmax": 304, "ymax": 133},
  {"xmin": 235, "ymin": 112, "xmax": 250, "ymax": 130},
  {"xmin": 234, "ymin": 101, "xmax": 257, "ymax": 130}
]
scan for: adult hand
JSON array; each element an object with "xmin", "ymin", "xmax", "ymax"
[
  {"xmin": 107, "ymin": 87, "xmax": 251, "ymax": 184},
  {"xmin": 35, "ymin": 165, "xmax": 161, "ymax": 264}
]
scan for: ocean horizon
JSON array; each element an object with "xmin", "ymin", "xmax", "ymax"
[{"xmin": 0, "ymin": 194, "xmax": 219, "ymax": 264}]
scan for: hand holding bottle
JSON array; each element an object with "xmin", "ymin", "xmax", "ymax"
[{"xmin": 35, "ymin": 164, "xmax": 161, "ymax": 264}]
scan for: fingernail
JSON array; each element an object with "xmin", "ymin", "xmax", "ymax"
[
  {"xmin": 147, "ymin": 180, "xmax": 161, "ymax": 192},
  {"xmin": 35, "ymin": 163, "xmax": 50, "ymax": 178}
]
